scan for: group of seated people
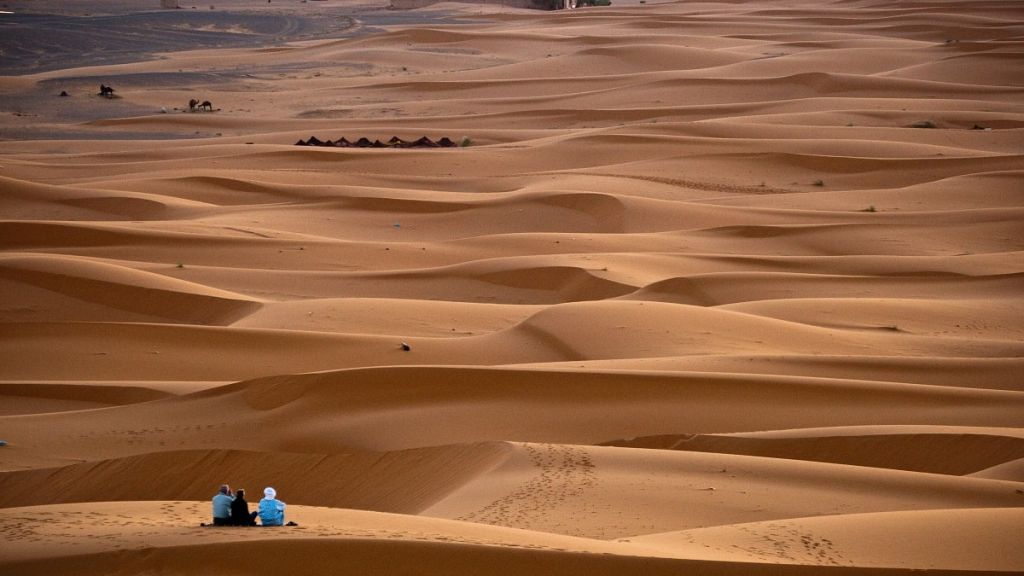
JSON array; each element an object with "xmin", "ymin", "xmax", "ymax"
[{"xmin": 211, "ymin": 484, "xmax": 292, "ymax": 526}]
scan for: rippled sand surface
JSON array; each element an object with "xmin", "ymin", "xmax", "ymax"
[{"xmin": 1, "ymin": 1, "xmax": 1022, "ymax": 574}]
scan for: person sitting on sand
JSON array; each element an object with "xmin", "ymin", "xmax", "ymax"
[
  {"xmin": 258, "ymin": 487, "xmax": 286, "ymax": 526},
  {"xmin": 211, "ymin": 484, "xmax": 234, "ymax": 526},
  {"xmin": 230, "ymin": 488, "xmax": 258, "ymax": 526}
]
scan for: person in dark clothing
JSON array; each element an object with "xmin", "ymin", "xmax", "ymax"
[{"xmin": 229, "ymin": 488, "xmax": 258, "ymax": 526}]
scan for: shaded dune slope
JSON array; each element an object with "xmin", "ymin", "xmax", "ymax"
[
  {"xmin": 0, "ymin": 444, "xmax": 512, "ymax": 513},
  {"xmin": 2, "ymin": 440, "xmax": 1021, "ymax": 541},
  {"xmin": 1, "ymin": 366, "xmax": 1020, "ymax": 468},
  {"xmin": 0, "ymin": 382, "xmax": 172, "ymax": 416},
  {"xmin": 0, "ymin": 253, "xmax": 261, "ymax": 325},
  {"xmin": 601, "ymin": 429, "xmax": 1024, "ymax": 475}
]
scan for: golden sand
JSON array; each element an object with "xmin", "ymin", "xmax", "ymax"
[{"xmin": 1, "ymin": 0, "xmax": 1022, "ymax": 574}]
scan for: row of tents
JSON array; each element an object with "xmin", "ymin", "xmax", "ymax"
[{"xmin": 295, "ymin": 136, "xmax": 460, "ymax": 148}]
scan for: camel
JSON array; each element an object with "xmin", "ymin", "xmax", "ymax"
[
  {"xmin": 98, "ymin": 84, "xmax": 115, "ymax": 98},
  {"xmin": 188, "ymin": 98, "xmax": 199, "ymax": 111},
  {"xmin": 199, "ymin": 100, "xmax": 213, "ymax": 111}
]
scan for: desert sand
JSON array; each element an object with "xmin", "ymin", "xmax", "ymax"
[{"xmin": 0, "ymin": 0, "xmax": 1022, "ymax": 574}]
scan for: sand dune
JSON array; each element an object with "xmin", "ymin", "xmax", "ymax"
[
  {"xmin": 0, "ymin": 252, "xmax": 261, "ymax": 324},
  {"xmin": 0, "ymin": 444, "xmax": 512, "ymax": 512},
  {"xmin": 16, "ymin": 501, "xmax": 1006, "ymax": 576},
  {"xmin": 1, "ymin": 366, "xmax": 1020, "ymax": 471},
  {"xmin": 602, "ymin": 426, "xmax": 1024, "ymax": 474},
  {"xmin": 1, "ymin": 0, "xmax": 1021, "ymax": 574},
  {"xmin": 553, "ymin": 355, "xmax": 1024, "ymax": 391},
  {"xmin": 0, "ymin": 381, "xmax": 172, "ymax": 416},
  {"xmin": 3, "ymin": 441, "xmax": 1021, "ymax": 539},
  {"xmin": 970, "ymin": 457, "xmax": 1024, "ymax": 482},
  {"xmin": 626, "ymin": 508, "xmax": 1024, "ymax": 571}
]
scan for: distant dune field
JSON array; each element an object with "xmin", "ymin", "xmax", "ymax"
[{"xmin": 1, "ymin": 0, "xmax": 1022, "ymax": 574}]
